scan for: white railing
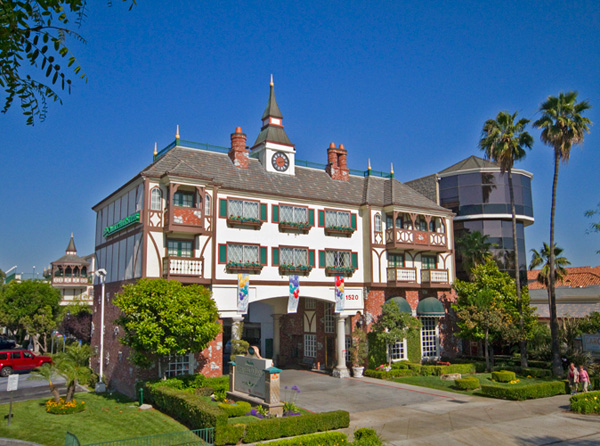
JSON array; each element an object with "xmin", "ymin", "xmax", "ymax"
[
  {"xmin": 53, "ymin": 277, "xmax": 88, "ymax": 284},
  {"xmin": 164, "ymin": 257, "xmax": 204, "ymax": 276},
  {"xmin": 387, "ymin": 267, "xmax": 417, "ymax": 283},
  {"xmin": 421, "ymin": 269, "xmax": 449, "ymax": 284},
  {"xmin": 429, "ymin": 232, "xmax": 447, "ymax": 247}
]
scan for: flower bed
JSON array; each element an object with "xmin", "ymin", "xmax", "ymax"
[
  {"xmin": 570, "ymin": 391, "xmax": 600, "ymax": 414},
  {"xmin": 45, "ymin": 398, "xmax": 86, "ymax": 415}
]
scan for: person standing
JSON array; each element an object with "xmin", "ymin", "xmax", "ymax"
[
  {"xmin": 579, "ymin": 365, "xmax": 590, "ymax": 393},
  {"xmin": 568, "ymin": 363, "xmax": 579, "ymax": 394}
]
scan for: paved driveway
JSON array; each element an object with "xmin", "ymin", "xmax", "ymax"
[{"xmin": 280, "ymin": 370, "xmax": 600, "ymax": 445}]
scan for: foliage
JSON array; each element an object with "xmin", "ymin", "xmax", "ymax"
[
  {"xmin": 30, "ymin": 362, "xmax": 61, "ymax": 402},
  {"xmin": 215, "ymin": 424, "xmax": 247, "ymax": 446},
  {"xmin": 53, "ymin": 343, "xmax": 92, "ymax": 401},
  {"xmin": 352, "ymin": 428, "xmax": 382, "ymax": 446},
  {"xmin": 527, "ymin": 323, "xmax": 552, "ymax": 360},
  {"xmin": 480, "ymin": 381, "xmax": 566, "ymax": 400},
  {"xmin": 371, "ymin": 300, "xmax": 421, "ymax": 364},
  {"xmin": 45, "ymin": 397, "xmax": 85, "ymax": 414},
  {"xmin": 141, "ymin": 374, "xmax": 229, "ymax": 397},
  {"xmin": 585, "ymin": 202, "xmax": 600, "ymax": 254},
  {"xmin": 455, "ymin": 230, "xmax": 493, "ymax": 279},
  {"xmin": 114, "ymin": 279, "xmax": 221, "ymax": 368},
  {"xmin": 570, "ymin": 391, "xmax": 600, "ymax": 414},
  {"xmin": 491, "ymin": 370, "xmax": 516, "ymax": 383},
  {"xmin": 222, "ymin": 432, "xmax": 348, "ymax": 446},
  {"xmin": 529, "ymin": 243, "xmax": 571, "ymax": 287},
  {"xmin": 218, "ymin": 401, "xmax": 252, "ymax": 418},
  {"xmin": 349, "ymin": 327, "xmax": 368, "ymax": 366},
  {"xmin": 454, "ymin": 377, "xmax": 480, "ymax": 390},
  {"xmin": 365, "ymin": 362, "xmax": 476, "ymax": 380},
  {"xmin": 59, "ymin": 309, "xmax": 92, "ymax": 342},
  {"xmin": 0, "ymin": 0, "xmax": 136, "ymax": 125},
  {"xmin": 0, "ymin": 280, "xmax": 61, "ymax": 349}
]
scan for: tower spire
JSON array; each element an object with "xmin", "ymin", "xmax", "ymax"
[{"xmin": 66, "ymin": 233, "xmax": 77, "ymax": 255}]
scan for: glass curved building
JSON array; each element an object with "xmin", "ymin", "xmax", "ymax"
[{"xmin": 407, "ymin": 156, "xmax": 534, "ymax": 280}]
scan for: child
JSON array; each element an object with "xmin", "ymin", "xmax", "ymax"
[{"xmin": 578, "ymin": 365, "xmax": 590, "ymax": 393}]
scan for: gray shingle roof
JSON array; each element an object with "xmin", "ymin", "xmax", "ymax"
[
  {"xmin": 141, "ymin": 146, "xmax": 450, "ymax": 212},
  {"xmin": 438, "ymin": 155, "xmax": 498, "ymax": 174}
]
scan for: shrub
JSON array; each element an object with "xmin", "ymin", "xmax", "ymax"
[
  {"xmin": 443, "ymin": 363, "xmax": 476, "ymax": 374},
  {"xmin": 519, "ymin": 367, "xmax": 552, "ymax": 379},
  {"xmin": 364, "ymin": 369, "xmax": 414, "ymax": 380},
  {"xmin": 454, "ymin": 377, "xmax": 480, "ymax": 391},
  {"xmin": 491, "ymin": 370, "xmax": 516, "ymax": 383},
  {"xmin": 144, "ymin": 385, "xmax": 227, "ymax": 429},
  {"xmin": 218, "ymin": 401, "xmax": 252, "ymax": 418},
  {"xmin": 480, "ymin": 381, "xmax": 565, "ymax": 400},
  {"xmin": 45, "ymin": 398, "xmax": 86, "ymax": 415},
  {"xmin": 215, "ymin": 424, "xmax": 246, "ymax": 446},
  {"xmin": 242, "ymin": 410, "xmax": 350, "ymax": 444},
  {"xmin": 353, "ymin": 428, "xmax": 382, "ymax": 446},
  {"xmin": 242, "ymin": 432, "xmax": 348, "ymax": 446},
  {"xmin": 570, "ymin": 391, "xmax": 600, "ymax": 414}
]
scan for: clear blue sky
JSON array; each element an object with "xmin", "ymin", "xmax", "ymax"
[{"xmin": 1, "ymin": 0, "xmax": 599, "ymax": 277}]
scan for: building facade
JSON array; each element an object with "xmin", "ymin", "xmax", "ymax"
[
  {"xmin": 91, "ymin": 81, "xmax": 458, "ymax": 395},
  {"xmin": 406, "ymin": 156, "xmax": 534, "ymax": 280}
]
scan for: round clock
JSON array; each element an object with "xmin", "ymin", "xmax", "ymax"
[{"xmin": 271, "ymin": 152, "xmax": 290, "ymax": 172}]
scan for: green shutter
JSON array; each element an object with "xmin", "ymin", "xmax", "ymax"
[
  {"xmin": 352, "ymin": 252, "xmax": 358, "ymax": 269},
  {"xmin": 308, "ymin": 250, "xmax": 315, "ymax": 267},
  {"xmin": 308, "ymin": 209, "xmax": 314, "ymax": 226},
  {"xmin": 219, "ymin": 199, "xmax": 227, "ymax": 218},
  {"xmin": 272, "ymin": 248, "xmax": 280, "ymax": 266},
  {"xmin": 260, "ymin": 247, "xmax": 267, "ymax": 265},
  {"xmin": 260, "ymin": 203, "xmax": 267, "ymax": 221},
  {"xmin": 351, "ymin": 213, "xmax": 357, "ymax": 230},
  {"xmin": 318, "ymin": 210, "xmax": 325, "ymax": 227},
  {"xmin": 272, "ymin": 205, "xmax": 279, "ymax": 223},
  {"xmin": 219, "ymin": 244, "xmax": 227, "ymax": 263},
  {"xmin": 319, "ymin": 250, "xmax": 326, "ymax": 268}
]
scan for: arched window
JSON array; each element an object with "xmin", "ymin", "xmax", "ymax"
[
  {"xmin": 205, "ymin": 194, "xmax": 211, "ymax": 215},
  {"xmin": 374, "ymin": 214, "xmax": 382, "ymax": 232},
  {"xmin": 150, "ymin": 188, "xmax": 162, "ymax": 211},
  {"xmin": 73, "ymin": 267, "xmax": 80, "ymax": 277},
  {"xmin": 81, "ymin": 266, "xmax": 87, "ymax": 277},
  {"xmin": 65, "ymin": 266, "xmax": 72, "ymax": 277},
  {"xmin": 416, "ymin": 216, "xmax": 427, "ymax": 231}
]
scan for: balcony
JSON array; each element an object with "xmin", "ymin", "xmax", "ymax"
[
  {"xmin": 386, "ymin": 267, "xmax": 419, "ymax": 287},
  {"xmin": 227, "ymin": 216, "xmax": 263, "ymax": 229},
  {"xmin": 53, "ymin": 276, "xmax": 89, "ymax": 285},
  {"xmin": 420, "ymin": 269, "xmax": 451, "ymax": 288},
  {"xmin": 166, "ymin": 206, "xmax": 208, "ymax": 234},
  {"xmin": 385, "ymin": 228, "xmax": 448, "ymax": 252},
  {"xmin": 163, "ymin": 257, "xmax": 205, "ymax": 280}
]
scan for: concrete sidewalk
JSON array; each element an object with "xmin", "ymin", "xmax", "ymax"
[{"xmin": 280, "ymin": 370, "xmax": 600, "ymax": 445}]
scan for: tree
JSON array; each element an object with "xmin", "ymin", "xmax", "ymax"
[
  {"xmin": 0, "ymin": 280, "xmax": 61, "ymax": 349},
  {"xmin": 371, "ymin": 300, "xmax": 421, "ymax": 365},
  {"xmin": 533, "ymin": 91, "xmax": 592, "ymax": 377},
  {"xmin": 0, "ymin": 0, "xmax": 135, "ymax": 125},
  {"xmin": 529, "ymin": 242, "xmax": 571, "ymax": 288},
  {"xmin": 453, "ymin": 260, "xmax": 536, "ymax": 372},
  {"xmin": 455, "ymin": 230, "xmax": 493, "ymax": 279},
  {"xmin": 54, "ymin": 343, "xmax": 92, "ymax": 401},
  {"xmin": 114, "ymin": 279, "xmax": 221, "ymax": 369},
  {"xmin": 585, "ymin": 202, "xmax": 600, "ymax": 254},
  {"xmin": 60, "ymin": 302, "xmax": 92, "ymax": 342},
  {"xmin": 479, "ymin": 110, "xmax": 533, "ymax": 368}
]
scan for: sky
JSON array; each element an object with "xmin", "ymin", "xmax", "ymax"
[{"xmin": 1, "ymin": 0, "xmax": 599, "ymax": 278}]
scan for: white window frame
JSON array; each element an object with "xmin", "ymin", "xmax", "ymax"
[
  {"xmin": 150, "ymin": 188, "xmax": 162, "ymax": 211},
  {"xmin": 227, "ymin": 243, "xmax": 259, "ymax": 263},
  {"xmin": 374, "ymin": 213, "xmax": 382, "ymax": 232},
  {"xmin": 304, "ymin": 334, "xmax": 316, "ymax": 358},
  {"xmin": 420, "ymin": 317, "xmax": 439, "ymax": 359},
  {"xmin": 387, "ymin": 339, "xmax": 408, "ymax": 362},
  {"xmin": 280, "ymin": 205, "xmax": 308, "ymax": 224},
  {"xmin": 204, "ymin": 194, "xmax": 211, "ymax": 216},
  {"xmin": 174, "ymin": 191, "xmax": 194, "ymax": 208},
  {"xmin": 324, "ymin": 303, "xmax": 335, "ymax": 334},
  {"xmin": 281, "ymin": 247, "xmax": 309, "ymax": 266},
  {"xmin": 326, "ymin": 250, "xmax": 351, "ymax": 268},
  {"xmin": 167, "ymin": 240, "xmax": 193, "ymax": 258},
  {"xmin": 345, "ymin": 336, "xmax": 352, "ymax": 363},
  {"xmin": 229, "ymin": 199, "xmax": 259, "ymax": 219},
  {"xmin": 166, "ymin": 354, "xmax": 191, "ymax": 377},
  {"xmin": 325, "ymin": 210, "xmax": 351, "ymax": 228}
]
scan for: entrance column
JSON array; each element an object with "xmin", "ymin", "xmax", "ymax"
[
  {"xmin": 332, "ymin": 314, "xmax": 349, "ymax": 378},
  {"xmin": 272, "ymin": 314, "xmax": 281, "ymax": 366},
  {"xmin": 231, "ymin": 316, "xmax": 244, "ymax": 342}
]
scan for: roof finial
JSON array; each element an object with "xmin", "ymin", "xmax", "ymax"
[
  {"xmin": 390, "ymin": 163, "xmax": 394, "ymax": 178},
  {"xmin": 153, "ymin": 142, "xmax": 157, "ymax": 156},
  {"xmin": 270, "ymin": 74, "xmax": 274, "ymax": 86},
  {"xmin": 71, "ymin": 232, "xmax": 73, "ymax": 238},
  {"xmin": 368, "ymin": 158, "xmax": 372, "ymax": 170},
  {"xmin": 176, "ymin": 125, "xmax": 180, "ymax": 140}
]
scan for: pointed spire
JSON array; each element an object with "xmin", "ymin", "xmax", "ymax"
[
  {"xmin": 66, "ymin": 233, "xmax": 77, "ymax": 254},
  {"xmin": 367, "ymin": 158, "xmax": 372, "ymax": 176},
  {"xmin": 153, "ymin": 142, "xmax": 157, "ymax": 156},
  {"xmin": 261, "ymin": 75, "xmax": 283, "ymax": 120},
  {"xmin": 176, "ymin": 125, "xmax": 180, "ymax": 140},
  {"xmin": 390, "ymin": 163, "xmax": 394, "ymax": 178},
  {"xmin": 270, "ymin": 73, "xmax": 274, "ymax": 86}
]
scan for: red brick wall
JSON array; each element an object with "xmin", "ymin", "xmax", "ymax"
[{"xmin": 174, "ymin": 207, "xmax": 203, "ymax": 225}]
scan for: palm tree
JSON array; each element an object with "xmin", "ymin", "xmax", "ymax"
[
  {"xmin": 533, "ymin": 91, "xmax": 592, "ymax": 377},
  {"xmin": 455, "ymin": 230, "xmax": 493, "ymax": 279},
  {"xmin": 479, "ymin": 111, "xmax": 533, "ymax": 368},
  {"xmin": 54, "ymin": 343, "xmax": 92, "ymax": 402},
  {"xmin": 529, "ymin": 242, "xmax": 571, "ymax": 288}
]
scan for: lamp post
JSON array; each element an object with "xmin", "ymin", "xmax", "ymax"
[{"xmin": 94, "ymin": 268, "xmax": 107, "ymax": 385}]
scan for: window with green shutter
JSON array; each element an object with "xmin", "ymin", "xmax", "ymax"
[
  {"xmin": 308, "ymin": 209, "xmax": 315, "ymax": 226},
  {"xmin": 308, "ymin": 250, "xmax": 315, "ymax": 267},
  {"xmin": 260, "ymin": 204, "xmax": 267, "ymax": 221},
  {"xmin": 219, "ymin": 199, "xmax": 228, "ymax": 218},
  {"xmin": 352, "ymin": 252, "xmax": 358, "ymax": 270},
  {"xmin": 351, "ymin": 213, "xmax": 357, "ymax": 230},
  {"xmin": 272, "ymin": 205, "xmax": 279, "ymax": 223},
  {"xmin": 319, "ymin": 250, "xmax": 326, "ymax": 268},
  {"xmin": 218, "ymin": 244, "xmax": 227, "ymax": 263},
  {"xmin": 318, "ymin": 210, "xmax": 325, "ymax": 227},
  {"xmin": 272, "ymin": 247, "xmax": 280, "ymax": 266},
  {"xmin": 260, "ymin": 247, "xmax": 267, "ymax": 265}
]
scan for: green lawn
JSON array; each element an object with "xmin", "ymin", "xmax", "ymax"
[
  {"xmin": 393, "ymin": 373, "xmax": 553, "ymax": 396},
  {"xmin": 0, "ymin": 392, "xmax": 188, "ymax": 446}
]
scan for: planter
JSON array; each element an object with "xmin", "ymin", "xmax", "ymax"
[
  {"xmin": 279, "ymin": 266, "xmax": 313, "ymax": 276},
  {"xmin": 324, "ymin": 227, "xmax": 355, "ymax": 237},
  {"xmin": 226, "ymin": 264, "xmax": 263, "ymax": 274},
  {"xmin": 227, "ymin": 217, "xmax": 263, "ymax": 229},
  {"xmin": 352, "ymin": 366, "xmax": 364, "ymax": 378},
  {"xmin": 279, "ymin": 222, "xmax": 311, "ymax": 234},
  {"xmin": 325, "ymin": 267, "xmax": 355, "ymax": 277}
]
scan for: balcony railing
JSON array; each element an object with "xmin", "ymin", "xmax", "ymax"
[
  {"xmin": 421, "ymin": 269, "xmax": 450, "ymax": 287},
  {"xmin": 386, "ymin": 267, "xmax": 418, "ymax": 284},
  {"xmin": 163, "ymin": 256, "xmax": 204, "ymax": 278},
  {"xmin": 53, "ymin": 277, "xmax": 89, "ymax": 285},
  {"xmin": 385, "ymin": 228, "xmax": 448, "ymax": 251},
  {"xmin": 166, "ymin": 206, "xmax": 207, "ymax": 233}
]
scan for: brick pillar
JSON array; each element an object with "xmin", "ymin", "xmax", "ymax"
[{"xmin": 229, "ymin": 127, "xmax": 249, "ymax": 169}]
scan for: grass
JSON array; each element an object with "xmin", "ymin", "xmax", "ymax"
[
  {"xmin": 393, "ymin": 373, "xmax": 555, "ymax": 396},
  {"xmin": 0, "ymin": 392, "xmax": 189, "ymax": 446}
]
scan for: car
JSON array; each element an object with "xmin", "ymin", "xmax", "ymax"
[
  {"xmin": 0, "ymin": 349, "xmax": 52, "ymax": 377},
  {"xmin": 0, "ymin": 336, "xmax": 16, "ymax": 350}
]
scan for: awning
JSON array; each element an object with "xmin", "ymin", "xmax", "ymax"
[
  {"xmin": 388, "ymin": 297, "xmax": 412, "ymax": 314},
  {"xmin": 416, "ymin": 297, "xmax": 445, "ymax": 317}
]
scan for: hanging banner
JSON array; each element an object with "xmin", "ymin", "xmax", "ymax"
[
  {"xmin": 237, "ymin": 273, "xmax": 250, "ymax": 314},
  {"xmin": 334, "ymin": 275, "xmax": 345, "ymax": 312},
  {"xmin": 287, "ymin": 275, "xmax": 300, "ymax": 313}
]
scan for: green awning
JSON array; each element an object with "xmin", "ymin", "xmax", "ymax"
[
  {"xmin": 417, "ymin": 297, "xmax": 445, "ymax": 317},
  {"xmin": 388, "ymin": 297, "xmax": 412, "ymax": 314}
]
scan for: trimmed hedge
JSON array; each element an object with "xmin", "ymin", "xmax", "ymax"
[
  {"xmin": 454, "ymin": 377, "xmax": 480, "ymax": 391},
  {"xmin": 365, "ymin": 362, "xmax": 476, "ymax": 380},
  {"xmin": 570, "ymin": 391, "xmax": 600, "ymax": 414},
  {"xmin": 364, "ymin": 369, "xmax": 414, "ymax": 380},
  {"xmin": 215, "ymin": 424, "xmax": 246, "ymax": 446},
  {"xmin": 495, "ymin": 365, "xmax": 552, "ymax": 379},
  {"xmin": 249, "ymin": 432, "xmax": 348, "ymax": 446},
  {"xmin": 491, "ymin": 370, "xmax": 516, "ymax": 383},
  {"xmin": 218, "ymin": 401, "xmax": 252, "ymax": 418},
  {"xmin": 480, "ymin": 381, "xmax": 565, "ymax": 400},
  {"xmin": 242, "ymin": 410, "xmax": 350, "ymax": 443},
  {"xmin": 353, "ymin": 428, "xmax": 382, "ymax": 446},
  {"xmin": 144, "ymin": 385, "xmax": 227, "ymax": 429}
]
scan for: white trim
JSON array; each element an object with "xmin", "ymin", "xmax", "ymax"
[
  {"xmin": 437, "ymin": 166, "xmax": 533, "ymax": 179},
  {"xmin": 453, "ymin": 214, "xmax": 534, "ymax": 224}
]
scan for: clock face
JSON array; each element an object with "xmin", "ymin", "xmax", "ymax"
[{"xmin": 271, "ymin": 152, "xmax": 290, "ymax": 172}]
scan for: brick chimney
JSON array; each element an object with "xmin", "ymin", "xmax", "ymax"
[
  {"xmin": 229, "ymin": 127, "xmax": 249, "ymax": 169},
  {"xmin": 326, "ymin": 142, "xmax": 349, "ymax": 181}
]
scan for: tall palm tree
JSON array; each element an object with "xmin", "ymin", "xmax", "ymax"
[
  {"xmin": 529, "ymin": 242, "xmax": 571, "ymax": 288},
  {"xmin": 455, "ymin": 230, "xmax": 493, "ymax": 279},
  {"xmin": 479, "ymin": 111, "xmax": 533, "ymax": 368},
  {"xmin": 533, "ymin": 91, "xmax": 592, "ymax": 377}
]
